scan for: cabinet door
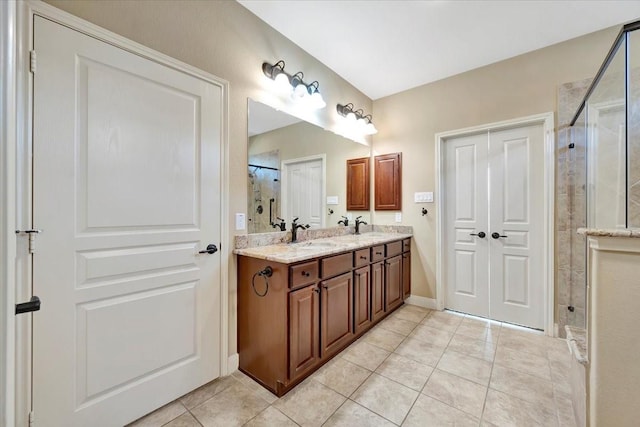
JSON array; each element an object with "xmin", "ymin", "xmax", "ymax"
[
  {"xmin": 372, "ymin": 261, "xmax": 385, "ymax": 322},
  {"xmin": 321, "ymin": 272, "xmax": 354, "ymax": 357},
  {"xmin": 347, "ymin": 157, "xmax": 370, "ymax": 210},
  {"xmin": 402, "ymin": 252, "xmax": 411, "ymax": 299},
  {"xmin": 385, "ymin": 255, "xmax": 403, "ymax": 310},
  {"xmin": 289, "ymin": 285, "xmax": 320, "ymax": 381},
  {"xmin": 374, "ymin": 152, "xmax": 402, "ymax": 210},
  {"xmin": 354, "ymin": 266, "xmax": 372, "ymax": 335}
]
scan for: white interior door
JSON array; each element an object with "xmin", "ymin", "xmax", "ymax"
[
  {"xmin": 488, "ymin": 124, "xmax": 544, "ymax": 329},
  {"xmin": 282, "ymin": 156, "xmax": 324, "ymax": 228},
  {"xmin": 32, "ymin": 17, "xmax": 222, "ymax": 426},
  {"xmin": 444, "ymin": 123, "xmax": 544, "ymax": 329},
  {"xmin": 444, "ymin": 133, "xmax": 489, "ymax": 317}
]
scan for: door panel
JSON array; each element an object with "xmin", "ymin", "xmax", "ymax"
[
  {"xmin": 33, "ymin": 17, "xmax": 222, "ymax": 426},
  {"xmin": 444, "ymin": 133, "xmax": 489, "ymax": 317},
  {"xmin": 371, "ymin": 262, "xmax": 385, "ymax": 321},
  {"xmin": 354, "ymin": 267, "xmax": 372, "ymax": 334},
  {"xmin": 283, "ymin": 158, "xmax": 324, "ymax": 228},
  {"xmin": 321, "ymin": 273, "xmax": 354, "ymax": 357},
  {"xmin": 385, "ymin": 255, "xmax": 403, "ymax": 311},
  {"xmin": 489, "ymin": 125, "xmax": 544, "ymax": 328},
  {"xmin": 289, "ymin": 285, "xmax": 320, "ymax": 381}
]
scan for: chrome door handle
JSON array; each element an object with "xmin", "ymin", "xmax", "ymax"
[
  {"xmin": 199, "ymin": 244, "xmax": 218, "ymax": 254},
  {"xmin": 491, "ymin": 232, "xmax": 508, "ymax": 239},
  {"xmin": 470, "ymin": 232, "xmax": 486, "ymax": 238}
]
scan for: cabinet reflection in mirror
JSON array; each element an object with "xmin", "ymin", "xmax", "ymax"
[{"xmin": 247, "ymin": 99, "xmax": 371, "ymax": 234}]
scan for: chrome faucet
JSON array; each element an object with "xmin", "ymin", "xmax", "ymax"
[
  {"xmin": 355, "ymin": 216, "xmax": 368, "ymax": 235},
  {"xmin": 338, "ymin": 216, "xmax": 349, "ymax": 226},
  {"xmin": 271, "ymin": 217, "xmax": 286, "ymax": 231},
  {"xmin": 291, "ymin": 217, "xmax": 310, "ymax": 243}
]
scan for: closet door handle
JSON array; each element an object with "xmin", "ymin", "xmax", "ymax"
[
  {"xmin": 470, "ymin": 232, "xmax": 486, "ymax": 238},
  {"xmin": 491, "ymin": 232, "xmax": 508, "ymax": 239}
]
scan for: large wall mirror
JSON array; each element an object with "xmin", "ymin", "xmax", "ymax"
[{"xmin": 247, "ymin": 99, "xmax": 371, "ymax": 234}]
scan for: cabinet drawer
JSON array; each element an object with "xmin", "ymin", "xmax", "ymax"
[
  {"xmin": 321, "ymin": 253, "xmax": 352, "ymax": 279},
  {"xmin": 290, "ymin": 261, "xmax": 319, "ymax": 289},
  {"xmin": 371, "ymin": 245, "xmax": 385, "ymax": 262},
  {"xmin": 403, "ymin": 238, "xmax": 411, "ymax": 253},
  {"xmin": 386, "ymin": 241, "xmax": 402, "ymax": 257},
  {"xmin": 354, "ymin": 248, "xmax": 370, "ymax": 267}
]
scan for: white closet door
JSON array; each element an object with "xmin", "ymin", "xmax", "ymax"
[
  {"xmin": 488, "ymin": 124, "xmax": 545, "ymax": 329},
  {"xmin": 444, "ymin": 133, "xmax": 489, "ymax": 317},
  {"xmin": 283, "ymin": 157, "xmax": 324, "ymax": 228},
  {"xmin": 32, "ymin": 17, "xmax": 222, "ymax": 426}
]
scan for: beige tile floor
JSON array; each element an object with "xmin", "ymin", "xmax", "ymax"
[{"xmin": 130, "ymin": 305, "xmax": 576, "ymax": 426}]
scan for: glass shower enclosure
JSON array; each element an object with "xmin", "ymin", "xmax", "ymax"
[{"xmin": 571, "ymin": 21, "xmax": 640, "ymax": 230}]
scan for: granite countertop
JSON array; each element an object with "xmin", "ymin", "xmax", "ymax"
[
  {"xmin": 233, "ymin": 232, "xmax": 412, "ymax": 264},
  {"xmin": 577, "ymin": 228, "xmax": 640, "ymax": 238}
]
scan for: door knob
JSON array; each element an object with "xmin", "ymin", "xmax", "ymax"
[
  {"xmin": 199, "ymin": 244, "xmax": 218, "ymax": 254},
  {"xmin": 470, "ymin": 232, "xmax": 486, "ymax": 238},
  {"xmin": 491, "ymin": 232, "xmax": 508, "ymax": 239}
]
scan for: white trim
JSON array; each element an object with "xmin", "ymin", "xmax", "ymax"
[
  {"xmin": 405, "ymin": 295, "xmax": 437, "ymax": 310},
  {"xmin": 15, "ymin": 0, "xmax": 232, "ymax": 418},
  {"xmin": 281, "ymin": 154, "xmax": 327, "ymax": 228},
  {"xmin": 227, "ymin": 353, "xmax": 239, "ymax": 374},
  {"xmin": 435, "ymin": 112, "xmax": 555, "ymax": 336},
  {"xmin": 1, "ymin": 1, "xmax": 17, "ymax": 425}
]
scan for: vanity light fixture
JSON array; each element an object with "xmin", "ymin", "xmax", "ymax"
[
  {"xmin": 336, "ymin": 103, "xmax": 378, "ymax": 135},
  {"xmin": 262, "ymin": 60, "xmax": 326, "ymax": 109}
]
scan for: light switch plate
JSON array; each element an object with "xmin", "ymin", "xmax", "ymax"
[
  {"xmin": 327, "ymin": 196, "xmax": 339, "ymax": 205},
  {"xmin": 414, "ymin": 191, "xmax": 434, "ymax": 203},
  {"xmin": 395, "ymin": 212, "xmax": 402, "ymax": 223},
  {"xmin": 235, "ymin": 213, "xmax": 246, "ymax": 230},
  {"xmin": 425, "ymin": 192, "xmax": 434, "ymax": 202}
]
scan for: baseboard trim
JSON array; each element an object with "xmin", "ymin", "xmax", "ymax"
[
  {"xmin": 405, "ymin": 295, "xmax": 437, "ymax": 310},
  {"xmin": 227, "ymin": 353, "xmax": 239, "ymax": 375}
]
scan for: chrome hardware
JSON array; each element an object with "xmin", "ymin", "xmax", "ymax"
[
  {"xmin": 470, "ymin": 231, "xmax": 486, "ymax": 238},
  {"xmin": 491, "ymin": 232, "xmax": 508, "ymax": 239}
]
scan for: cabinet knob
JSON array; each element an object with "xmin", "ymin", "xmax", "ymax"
[
  {"xmin": 375, "ymin": 251, "xmax": 383, "ymax": 255},
  {"xmin": 301, "ymin": 271, "xmax": 310, "ymax": 277},
  {"xmin": 359, "ymin": 255, "xmax": 367, "ymax": 260}
]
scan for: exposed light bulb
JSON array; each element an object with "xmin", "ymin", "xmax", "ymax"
[
  {"xmin": 274, "ymin": 72, "xmax": 291, "ymax": 93},
  {"xmin": 365, "ymin": 122, "xmax": 378, "ymax": 135},
  {"xmin": 310, "ymin": 92, "xmax": 326, "ymax": 109},
  {"xmin": 293, "ymin": 83, "xmax": 308, "ymax": 100},
  {"xmin": 346, "ymin": 111, "xmax": 356, "ymax": 122},
  {"xmin": 357, "ymin": 117, "xmax": 367, "ymax": 129}
]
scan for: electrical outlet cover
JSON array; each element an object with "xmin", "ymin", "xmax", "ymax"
[
  {"xmin": 235, "ymin": 213, "xmax": 246, "ymax": 230},
  {"xmin": 395, "ymin": 212, "xmax": 402, "ymax": 223}
]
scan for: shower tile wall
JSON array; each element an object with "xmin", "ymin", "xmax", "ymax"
[
  {"xmin": 248, "ymin": 150, "xmax": 280, "ymax": 234},
  {"xmin": 557, "ymin": 79, "xmax": 591, "ymax": 335}
]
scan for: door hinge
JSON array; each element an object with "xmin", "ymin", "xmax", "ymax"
[
  {"xmin": 29, "ymin": 411, "xmax": 34, "ymax": 427},
  {"xmin": 15, "ymin": 229, "xmax": 42, "ymax": 254},
  {"xmin": 29, "ymin": 50, "xmax": 36, "ymax": 73}
]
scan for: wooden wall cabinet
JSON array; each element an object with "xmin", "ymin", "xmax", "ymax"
[
  {"xmin": 238, "ymin": 237, "xmax": 411, "ymax": 397},
  {"xmin": 374, "ymin": 153, "xmax": 402, "ymax": 210},
  {"xmin": 346, "ymin": 157, "xmax": 370, "ymax": 211}
]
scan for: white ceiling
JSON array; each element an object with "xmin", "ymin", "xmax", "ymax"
[{"xmin": 239, "ymin": 0, "xmax": 640, "ymax": 100}]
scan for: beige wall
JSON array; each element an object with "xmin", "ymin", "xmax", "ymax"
[
  {"xmin": 372, "ymin": 26, "xmax": 619, "ymax": 302},
  {"xmin": 44, "ymin": 0, "xmax": 372, "ymax": 357}
]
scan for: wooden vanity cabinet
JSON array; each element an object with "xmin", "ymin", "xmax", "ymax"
[
  {"xmin": 320, "ymin": 272, "xmax": 354, "ymax": 357},
  {"xmin": 237, "ymin": 237, "xmax": 411, "ymax": 397},
  {"xmin": 385, "ymin": 255, "xmax": 403, "ymax": 311},
  {"xmin": 374, "ymin": 153, "xmax": 402, "ymax": 211},
  {"xmin": 289, "ymin": 284, "xmax": 320, "ymax": 382},
  {"xmin": 346, "ymin": 157, "xmax": 370, "ymax": 211},
  {"xmin": 354, "ymin": 266, "xmax": 372, "ymax": 334},
  {"xmin": 371, "ymin": 261, "xmax": 385, "ymax": 322},
  {"xmin": 402, "ymin": 238, "xmax": 411, "ymax": 299}
]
